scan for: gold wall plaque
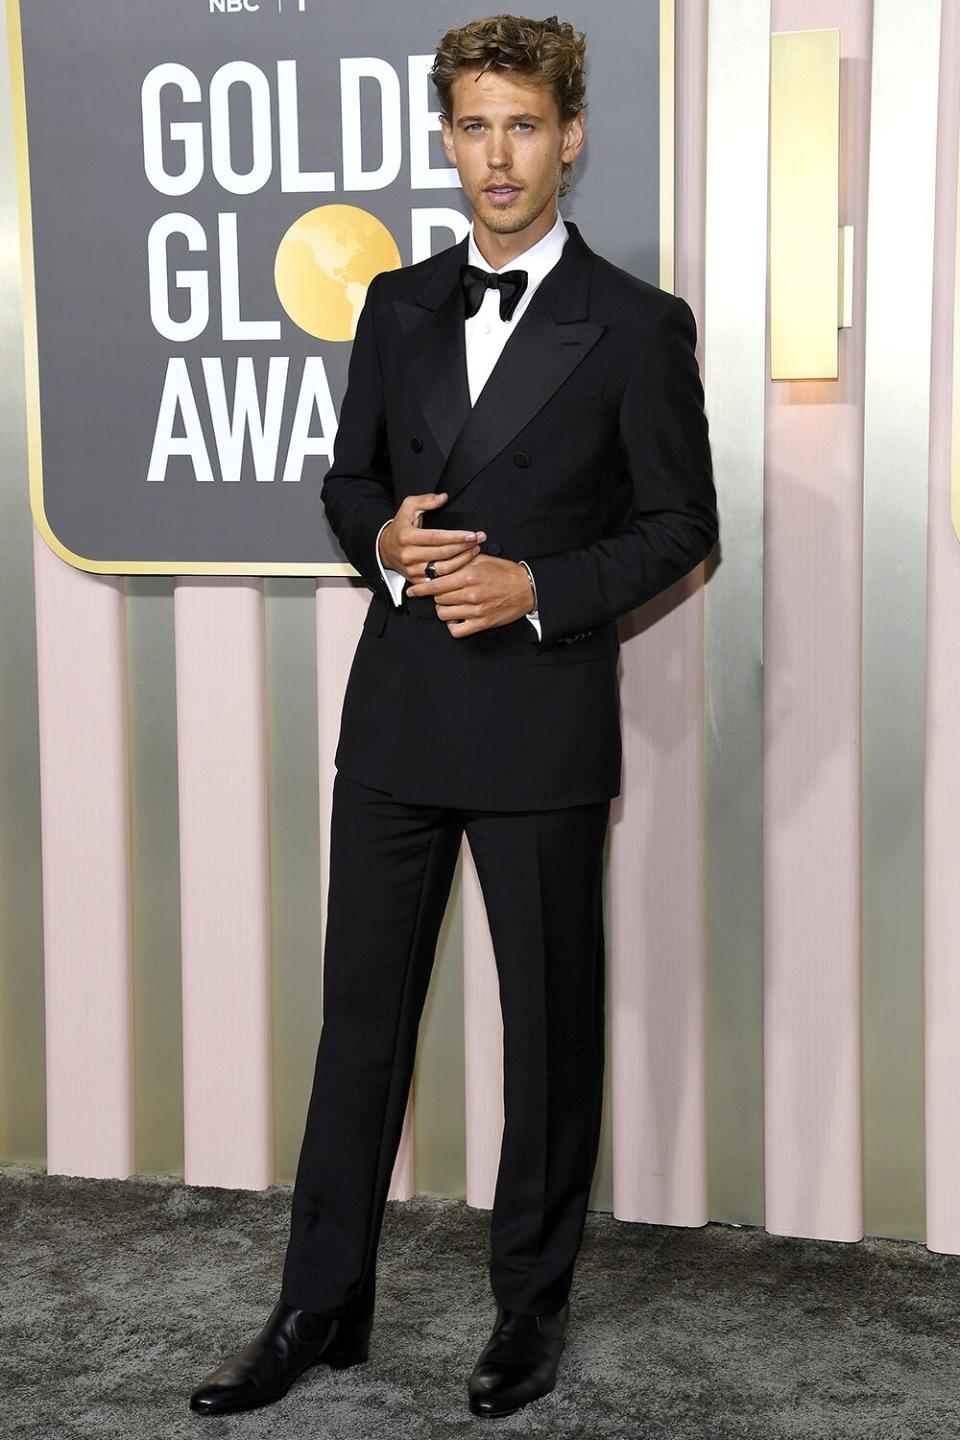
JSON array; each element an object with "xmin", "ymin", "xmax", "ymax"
[{"xmin": 769, "ymin": 28, "xmax": 840, "ymax": 380}]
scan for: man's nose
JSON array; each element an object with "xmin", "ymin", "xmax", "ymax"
[{"xmin": 485, "ymin": 130, "xmax": 511, "ymax": 169}]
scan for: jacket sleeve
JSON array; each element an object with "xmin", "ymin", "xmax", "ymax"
[
  {"xmin": 320, "ymin": 270, "xmax": 397, "ymax": 604},
  {"xmin": 529, "ymin": 293, "xmax": 718, "ymax": 647}
]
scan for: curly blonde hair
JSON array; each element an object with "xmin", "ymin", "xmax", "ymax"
[{"xmin": 431, "ymin": 14, "xmax": 587, "ymax": 198}]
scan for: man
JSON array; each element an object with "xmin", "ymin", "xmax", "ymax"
[{"xmin": 190, "ymin": 12, "xmax": 717, "ymax": 1422}]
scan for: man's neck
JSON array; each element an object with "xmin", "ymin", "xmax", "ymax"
[{"xmin": 470, "ymin": 200, "xmax": 560, "ymax": 270}]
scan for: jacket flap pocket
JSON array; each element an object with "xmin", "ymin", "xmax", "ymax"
[{"xmin": 363, "ymin": 593, "xmax": 389, "ymax": 637}]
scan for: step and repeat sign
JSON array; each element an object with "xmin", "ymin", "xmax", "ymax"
[{"xmin": 8, "ymin": 0, "xmax": 664, "ymax": 574}]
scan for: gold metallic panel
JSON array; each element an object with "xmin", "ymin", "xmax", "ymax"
[
  {"xmin": 413, "ymin": 854, "xmax": 467, "ymax": 1198},
  {"xmin": 264, "ymin": 578, "xmax": 323, "ymax": 1185},
  {"xmin": 769, "ymin": 28, "xmax": 840, "ymax": 380},
  {"xmin": 703, "ymin": 0, "xmax": 770, "ymax": 1224},
  {"xmin": 0, "ymin": 0, "xmax": 46, "ymax": 1166},
  {"xmin": 125, "ymin": 579, "xmax": 184, "ymax": 1178},
  {"xmin": 861, "ymin": 0, "xmax": 942, "ymax": 1239}
]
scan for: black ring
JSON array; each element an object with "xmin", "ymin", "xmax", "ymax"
[{"xmin": 424, "ymin": 562, "xmax": 438, "ymax": 580}]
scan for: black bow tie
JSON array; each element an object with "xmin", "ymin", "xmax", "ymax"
[{"xmin": 459, "ymin": 262, "xmax": 529, "ymax": 322}]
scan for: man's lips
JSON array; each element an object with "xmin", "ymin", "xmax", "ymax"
[{"xmin": 485, "ymin": 184, "xmax": 522, "ymax": 203}]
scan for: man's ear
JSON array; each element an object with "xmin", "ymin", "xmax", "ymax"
[
  {"xmin": 440, "ymin": 115, "xmax": 457, "ymax": 166},
  {"xmin": 561, "ymin": 111, "xmax": 585, "ymax": 165}
]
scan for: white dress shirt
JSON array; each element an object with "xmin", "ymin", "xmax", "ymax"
[{"xmin": 375, "ymin": 209, "xmax": 570, "ymax": 640}]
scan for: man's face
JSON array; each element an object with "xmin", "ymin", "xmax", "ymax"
[{"xmin": 440, "ymin": 67, "xmax": 584, "ymax": 239}]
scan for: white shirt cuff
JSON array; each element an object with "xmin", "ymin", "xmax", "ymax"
[
  {"xmin": 375, "ymin": 519, "xmax": 406, "ymax": 606},
  {"xmin": 519, "ymin": 560, "xmax": 541, "ymax": 639}
]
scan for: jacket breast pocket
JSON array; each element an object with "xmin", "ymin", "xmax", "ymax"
[{"xmin": 533, "ymin": 622, "xmax": 620, "ymax": 665}]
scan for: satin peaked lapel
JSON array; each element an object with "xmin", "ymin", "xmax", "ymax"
[
  {"xmin": 437, "ymin": 220, "xmax": 606, "ymax": 504},
  {"xmin": 392, "ymin": 238, "xmax": 471, "ymax": 488},
  {"xmin": 439, "ymin": 300, "xmax": 605, "ymax": 503},
  {"xmin": 390, "ymin": 220, "xmax": 606, "ymax": 503}
]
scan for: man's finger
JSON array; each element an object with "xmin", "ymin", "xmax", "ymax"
[
  {"xmin": 435, "ymin": 602, "xmax": 482, "ymax": 621},
  {"xmin": 447, "ymin": 618, "xmax": 485, "ymax": 638},
  {"xmin": 402, "ymin": 543, "xmax": 479, "ymax": 566},
  {"xmin": 406, "ymin": 581, "xmax": 472, "ymax": 600},
  {"xmin": 405, "ymin": 571, "xmax": 476, "ymax": 598},
  {"xmin": 416, "ymin": 549, "xmax": 482, "ymax": 580},
  {"xmin": 406, "ymin": 490, "xmax": 448, "ymax": 512},
  {"xmin": 403, "ymin": 527, "xmax": 484, "ymax": 547}
]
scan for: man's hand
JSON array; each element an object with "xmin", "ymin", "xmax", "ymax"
[
  {"xmin": 378, "ymin": 491, "xmax": 485, "ymax": 580},
  {"xmin": 404, "ymin": 554, "xmax": 535, "ymax": 638}
]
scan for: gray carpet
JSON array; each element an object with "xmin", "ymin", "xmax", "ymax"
[{"xmin": 3, "ymin": 1160, "xmax": 960, "ymax": 1438}]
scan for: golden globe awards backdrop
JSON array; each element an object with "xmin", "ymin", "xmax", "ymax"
[{"xmin": 7, "ymin": 0, "xmax": 666, "ymax": 575}]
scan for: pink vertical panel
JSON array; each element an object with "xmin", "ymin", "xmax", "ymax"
[
  {"xmin": 175, "ymin": 580, "xmax": 272, "ymax": 1189},
  {"xmin": 924, "ymin": 0, "xmax": 960, "ymax": 1256},
  {"xmin": 315, "ymin": 581, "xmax": 414, "ymax": 1200},
  {"xmin": 609, "ymin": 589, "xmax": 709, "ymax": 1225},
  {"xmin": 32, "ymin": 533, "xmax": 134, "ymax": 1177},
  {"xmin": 608, "ymin": 0, "xmax": 710, "ymax": 1225},
  {"xmin": 762, "ymin": 0, "xmax": 871, "ymax": 1241},
  {"xmin": 462, "ymin": 841, "xmax": 503, "ymax": 1208}
]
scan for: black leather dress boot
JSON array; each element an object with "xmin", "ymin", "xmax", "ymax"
[
  {"xmin": 467, "ymin": 1302, "xmax": 570, "ymax": 1418},
  {"xmin": 189, "ymin": 1298, "xmax": 373, "ymax": 1416}
]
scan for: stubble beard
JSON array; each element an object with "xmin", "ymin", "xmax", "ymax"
[{"xmin": 473, "ymin": 186, "xmax": 554, "ymax": 237}]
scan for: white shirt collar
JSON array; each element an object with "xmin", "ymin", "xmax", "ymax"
[{"xmin": 467, "ymin": 209, "xmax": 567, "ymax": 289}]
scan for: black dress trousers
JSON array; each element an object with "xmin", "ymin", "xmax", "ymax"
[{"xmin": 280, "ymin": 768, "xmax": 610, "ymax": 1320}]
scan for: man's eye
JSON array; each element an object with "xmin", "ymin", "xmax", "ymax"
[{"xmin": 462, "ymin": 122, "xmax": 534, "ymax": 133}]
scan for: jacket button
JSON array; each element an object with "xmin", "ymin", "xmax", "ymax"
[
  {"xmin": 512, "ymin": 451, "xmax": 530, "ymax": 468},
  {"xmin": 410, "ymin": 435, "xmax": 423, "ymax": 453},
  {"xmin": 485, "ymin": 539, "xmax": 503, "ymax": 556}
]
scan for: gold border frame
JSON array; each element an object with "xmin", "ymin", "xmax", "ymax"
[{"xmin": 7, "ymin": 0, "xmax": 677, "ymax": 576}]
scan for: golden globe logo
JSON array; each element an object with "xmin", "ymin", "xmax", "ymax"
[{"xmin": 275, "ymin": 206, "xmax": 401, "ymax": 343}]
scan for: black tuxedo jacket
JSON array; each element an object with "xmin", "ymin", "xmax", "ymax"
[{"xmin": 322, "ymin": 219, "xmax": 718, "ymax": 811}]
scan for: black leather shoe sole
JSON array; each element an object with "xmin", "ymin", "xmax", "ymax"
[
  {"xmin": 469, "ymin": 1398, "xmax": 525, "ymax": 1417},
  {"xmin": 189, "ymin": 1311, "xmax": 373, "ymax": 1417}
]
